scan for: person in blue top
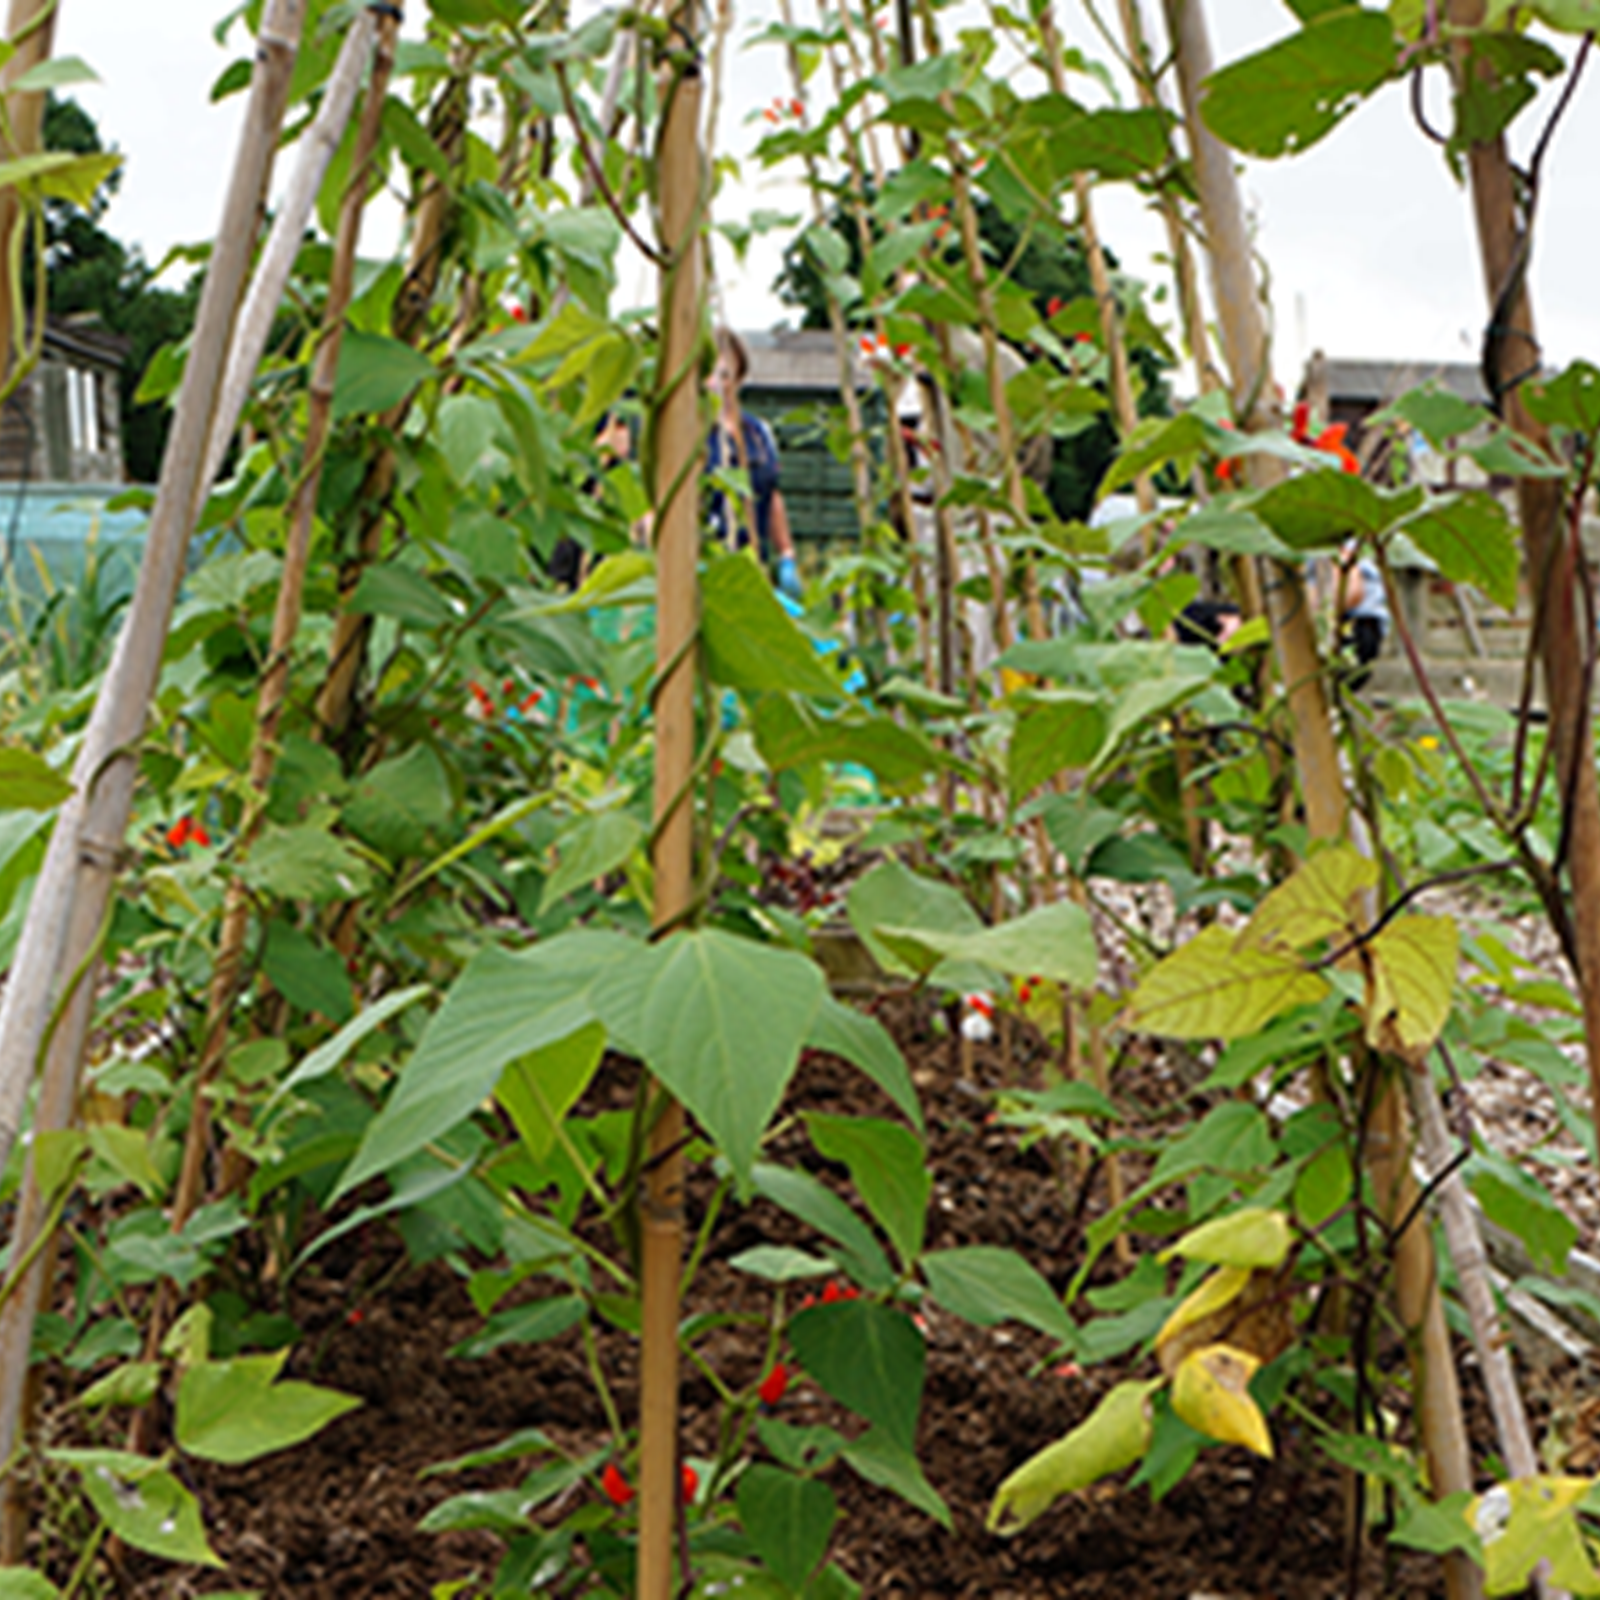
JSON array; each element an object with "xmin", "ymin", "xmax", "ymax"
[
  {"xmin": 1333, "ymin": 543, "xmax": 1389, "ymax": 689},
  {"xmin": 707, "ymin": 327, "xmax": 803, "ymax": 598}
]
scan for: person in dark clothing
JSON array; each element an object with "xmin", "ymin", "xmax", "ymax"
[
  {"xmin": 1175, "ymin": 598, "xmax": 1242, "ymax": 652},
  {"xmin": 707, "ymin": 328, "xmax": 802, "ymax": 598}
]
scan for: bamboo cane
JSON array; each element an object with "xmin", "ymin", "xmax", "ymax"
[
  {"xmin": 1039, "ymin": 1, "xmax": 1211, "ymax": 878},
  {"xmin": 0, "ymin": 0, "xmax": 306, "ymax": 1547},
  {"xmin": 1114, "ymin": 0, "xmax": 1220, "ymax": 397},
  {"xmin": 201, "ymin": 5, "xmax": 382, "ymax": 493},
  {"xmin": 1163, "ymin": 6, "xmax": 1480, "ymax": 1595},
  {"xmin": 774, "ymin": 0, "xmax": 874, "ymax": 541},
  {"xmin": 823, "ymin": 33, "xmax": 935, "ymax": 684},
  {"xmin": 855, "ymin": 0, "xmax": 968, "ymax": 709},
  {"xmin": 1039, "ymin": 5, "xmax": 1153, "ymax": 521},
  {"xmin": 1161, "ymin": 0, "xmax": 1341, "ymax": 839},
  {"xmin": 638, "ymin": 9, "xmax": 703, "ymax": 1597},
  {"xmin": 1445, "ymin": 0, "xmax": 1600, "ymax": 1147},
  {"xmin": 315, "ymin": 56, "xmax": 469, "ymax": 743},
  {"xmin": 0, "ymin": 0, "xmax": 56, "ymax": 392},
  {"xmin": 170, "ymin": 7, "xmax": 398, "ymax": 1246},
  {"xmin": 1116, "ymin": 0, "xmax": 1264, "ymax": 636},
  {"xmin": 1367, "ymin": 1085, "xmax": 1486, "ymax": 1600},
  {"xmin": 912, "ymin": 0, "xmax": 1046, "ymax": 649},
  {"xmin": 1404, "ymin": 1064, "xmax": 1541, "ymax": 1486}
]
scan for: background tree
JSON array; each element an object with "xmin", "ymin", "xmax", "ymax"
[{"xmin": 39, "ymin": 96, "xmax": 200, "ymax": 482}]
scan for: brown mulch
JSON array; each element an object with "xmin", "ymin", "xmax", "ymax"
[{"xmin": 71, "ymin": 994, "xmax": 1481, "ymax": 1597}]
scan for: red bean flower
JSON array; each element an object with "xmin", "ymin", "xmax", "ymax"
[
  {"xmin": 1289, "ymin": 402, "xmax": 1359, "ymax": 473},
  {"xmin": 601, "ymin": 1462, "xmax": 635, "ymax": 1508},
  {"xmin": 681, "ymin": 1464, "xmax": 700, "ymax": 1503},
  {"xmin": 758, "ymin": 1362, "xmax": 791, "ymax": 1406},
  {"xmin": 1312, "ymin": 421, "xmax": 1360, "ymax": 474},
  {"xmin": 165, "ymin": 815, "xmax": 211, "ymax": 850}
]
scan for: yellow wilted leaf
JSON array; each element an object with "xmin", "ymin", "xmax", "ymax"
[
  {"xmin": 1364, "ymin": 913, "xmax": 1458, "ymax": 1064},
  {"xmin": 1474, "ymin": 1474, "xmax": 1600, "ymax": 1595},
  {"xmin": 1122, "ymin": 923, "xmax": 1328, "ymax": 1041},
  {"xmin": 1160, "ymin": 1207, "xmax": 1292, "ymax": 1271},
  {"xmin": 1171, "ymin": 1344, "xmax": 1272, "ymax": 1459},
  {"xmin": 987, "ymin": 1379, "xmax": 1160, "ymax": 1535},
  {"xmin": 1242, "ymin": 843, "xmax": 1376, "ymax": 955},
  {"xmin": 1157, "ymin": 1266, "xmax": 1295, "ymax": 1375},
  {"xmin": 1157, "ymin": 1266, "xmax": 1250, "ymax": 1372}
]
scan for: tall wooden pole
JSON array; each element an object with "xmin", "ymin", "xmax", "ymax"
[
  {"xmin": 1447, "ymin": 0, "xmax": 1600, "ymax": 1127},
  {"xmin": 1164, "ymin": 7, "xmax": 1480, "ymax": 1597},
  {"xmin": 824, "ymin": 28, "xmax": 937, "ymax": 686},
  {"xmin": 0, "ymin": 0, "xmax": 306, "ymax": 1551},
  {"xmin": 0, "ymin": 0, "xmax": 57, "ymax": 391},
  {"xmin": 1161, "ymin": 0, "xmax": 1342, "ymax": 838},
  {"xmin": 170, "ymin": 7, "xmax": 398, "ymax": 1247},
  {"xmin": 638, "ymin": 4, "xmax": 702, "ymax": 1596},
  {"xmin": 202, "ymin": 5, "xmax": 382, "ymax": 491},
  {"xmin": 315, "ymin": 54, "xmax": 469, "ymax": 744},
  {"xmin": 775, "ymin": 0, "xmax": 873, "ymax": 541},
  {"xmin": 1116, "ymin": 0, "xmax": 1220, "ymax": 396}
]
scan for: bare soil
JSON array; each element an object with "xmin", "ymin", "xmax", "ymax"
[{"xmin": 80, "ymin": 994, "xmax": 1535, "ymax": 1597}]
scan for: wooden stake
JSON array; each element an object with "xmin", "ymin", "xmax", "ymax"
[
  {"xmin": 201, "ymin": 6, "xmax": 382, "ymax": 491},
  {"xmin": 1446, "ymin": 0, "xmax": 1600, "ymax": 1146},
  {"xmin": 1164, "ymin": 6, "xmax": 1479, "ymax": 1595},
  {"xmin": 315, "ymin": 54, "xmax": 469, "ymax": 744},
  {"xmin": 0, "ymin": 0, "xmax": 306, "ymax": 1543},
  {"xmin": 171, "ymin": 7, "xmax": 398, "ymax": 1244},
  {"xmin": 638, "ymin": 7, "xmax": 702, "ymax": 1596},
  {"xmin": 1404, "ymin": 1064, "xmax": 1541, "ymax": 1487},
  {"xmin": 823, "ymin": 33, "xmax": 935, "ymax": 683},
  {"xmin": 1162, "ymin": 0, "xmax": 1342, "ymax": 839},
  {"xmin": 775, "ymin": 0, "xmax": 873, "ymax": 539},
  {"xmin": 1367, "ymin": 1086, "xmax": 1483, "ymax": 1600}
]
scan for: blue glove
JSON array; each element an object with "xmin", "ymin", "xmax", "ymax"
[{"xmin": 776, "ymin": 556, "xmax": 802, "ymax": 600}]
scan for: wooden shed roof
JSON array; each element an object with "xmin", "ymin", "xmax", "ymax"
[
  {"xmin": 743, "ymin": 328, "xmax": 865, "ymax": 395},
  {"xmin": 1314, "ymin": 357, "xmax": 1490, "ymax": 407},
  {"xmin": 38, "ymin": 315, "xmax": 132, "ymax": 371}
]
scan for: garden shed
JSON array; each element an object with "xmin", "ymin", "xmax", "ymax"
[
  {"xmin": 0, "ymin": 317, "xmax": 143, "ymax": 622},
  {"xmin": 0, "ymin": 315, "xmax": 129, "ymax": 487},
  {"xmin": 739, "ymin": 327, "xmax": 881, "ymax": 550}
]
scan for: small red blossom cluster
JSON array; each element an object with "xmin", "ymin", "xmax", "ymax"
[
  {"xmin": 1290, "ymin": 400, "xmax": 1359, "ymax": 472},
  {"xmin": 600, "ymin": 1462, "xmax": 697, "ymax": 1508},
  {"xmin": 165, "ymin": 815, "xmax": 211, "ymax": 851},
  {"xmin": 858, "ymin": 331, "xmax": 912, "ymax": 363},
  {"xmin": 762, "ymin": 96, "xmax": 805, "ymax": 124},
  {"xmin": 1013, "ymin": 973, "xmax": 1044, "ymax": 1005},
  {"xmin": 758, "ymin": 1361, "xmax": 792, "ymax": 1406},
  {"xmin": 1214, "ymin": 418, "xmax": 1242, "ymax": 486},
  {"xmin": 1216, "ymin": 404, "xmax": 1360, "ymax": 486},
  {"xmin": 798, "ymin": 1279, "xmax": 860, "ymax": 1311}
]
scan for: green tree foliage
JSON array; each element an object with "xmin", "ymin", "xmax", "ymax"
[
  {"xmin": 40, "ymin": 96, "xmax": 200, "ymax": 482},
  {"xmin": 773, "ymin": 189, "xmax": 1171, "ymax": 520}
]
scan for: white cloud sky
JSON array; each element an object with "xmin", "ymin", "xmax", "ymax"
[{"xmin": 53, "ymin": 0, "xmax": 1600, "ymax": 391}]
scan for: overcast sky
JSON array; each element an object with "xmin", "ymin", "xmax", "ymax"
[{"xmin": 54, "ymin": 0, "xmax": 1600, "ymax": 390}]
